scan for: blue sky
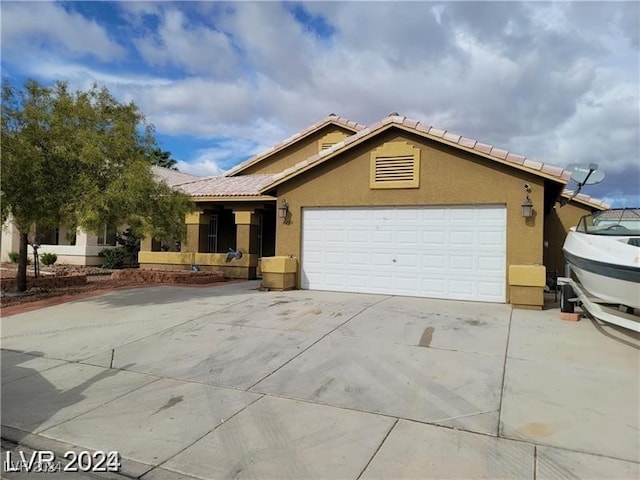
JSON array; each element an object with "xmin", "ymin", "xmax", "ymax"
[{"xmin": 2, "ymin": 1, "xmax": 638, "ymax": 206}]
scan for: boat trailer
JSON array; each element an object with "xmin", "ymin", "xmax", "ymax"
[{"xmin": 558, "ymin": 274, "xmax": 640, "ymax": 333}]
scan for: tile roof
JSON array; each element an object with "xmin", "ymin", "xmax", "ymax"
[
  {"xmin": 260, "ymin": 114, "xmax": 573, "ymax": 193},
  {"xmin": 595, "ymin": 208, "xmax": 640, "ymax": 220},
  {"xmin": 225, "ymin": 114, "xmax": 366, "ymax": 176},
  {"xmin": 176, "ymin": 174, "xmax": 276, "ymax": 197},
  {"xmin": 561, "ymin": 190, "xmax": 610, "ymax": 210},
  {"xmin": 152, "ymin": 166, "xmax": 202, "ymax": 187}
]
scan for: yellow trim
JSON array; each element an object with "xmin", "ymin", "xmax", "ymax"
[
  {"xmin": 508, "ymin": 265, "xmax": 546, "ymax": 287},
  {"xmin": 317, "ymin": 130, "xmax": 349, "ymax": 152},
  {"xmin": 185, "ymin": 212, "xmax": 207, "ymax": 225},
  {"xmin": 139, "ymin": 251, "xmax": 195, "ymax": 265},
  {"xmin": 260, "ymin": 123, "xmax": 568, "ymax": 193},
  {"xmin": 233, "ymin": 211, "xmax": 254, "ymax": 225},
  {"xmin": 260, "ymin": 256, "xmax": 298, "ymax": 273},
  {"xmin": 369, "ymin": 141, "xmax": 420, "ymax": 189}
]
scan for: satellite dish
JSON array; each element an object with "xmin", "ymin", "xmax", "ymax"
[{"xmin": 565, "ymin": 163, "xmax": 605, "ymax": 185}]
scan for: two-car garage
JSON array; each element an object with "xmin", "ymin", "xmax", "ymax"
[{"xmin": 301, "ymin": 206, "xmax": 507, "ymax": 302}]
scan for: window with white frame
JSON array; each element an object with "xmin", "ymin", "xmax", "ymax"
[{"xmin": 97, "ymin": 225, "xmax": 117, "ymax": 246}]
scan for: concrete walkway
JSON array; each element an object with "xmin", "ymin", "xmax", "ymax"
[{"xmin": 1, "ymin": 281, "xmax": 638, "ymax": 479}]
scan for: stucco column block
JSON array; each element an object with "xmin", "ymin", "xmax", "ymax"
[
  {"xmin": 184, "ymin": 224, "xmax": 202, "ymax": 253},
  {"xmin": 185, "ymin": 212, "xmax": 208, "ymax": 225},
  {"xmin": 260, "ymin": 256, "xmax": 298, "ymax": 291},
  {"xmin": 233, "ymin": 211, "xmax": 260, "ymax": 225},
  {"xmin": 508, "ymin": 265, "xmax": 546, "ymax": 287},
  {"xmin": 509, "ymin": 264, "xmax": 546, "ymax": 309},
  {"xmin": 76, "ymin": 230, "xmax": 91, "ymax": 247},
  {"xmin": 510, "ymin": 286, "xmax": 544, "ymax": 310}
]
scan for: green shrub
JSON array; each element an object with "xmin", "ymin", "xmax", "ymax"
[
  {"xmin": 40, "ymin": 252, "xmax": 58, "ymax": 266},
  {"xmin": 99, "ymin": 247, "xmax": 127, "ymax": 269},
  {"xmin": 7, "ymin": 252, "xmax": 31, "ymax": 264}
]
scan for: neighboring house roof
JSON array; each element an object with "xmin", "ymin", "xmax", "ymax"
[
  {"xmin": 176, "ymin": 174, "xmax": 276, "ymax": 198},
  {"xmin": 259, "ymin": 114, "xmax": 572, "ymax": 194},
  {"xmin": 561, "ymin": 190, "xmax": 610, "ymax": 210},
  {"xmin": 595, "ymin": 208, "xmax": 640, "ymax": 220},
  {"xmin": 152, "ymin": 165, "xmax": 202, "ymax": 187},
  {"xmin": 225, "ymin": 114, "xmax": 366, "ymax": 177}
]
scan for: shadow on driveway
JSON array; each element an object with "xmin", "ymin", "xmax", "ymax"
[
  {"xmin": 1, "ymin": 349, "xmax": 125, "ymax": 446},
  {"xmin": 85, "ymin": 280, "xmax": 260, "ymax": 309}
]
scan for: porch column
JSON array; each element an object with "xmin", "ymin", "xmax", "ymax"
[
  {"xmin": 233, "ymin": 209, "xmax": 260, "ymax": 279},
  {"xmin": 183, "ymin": 212, "xmax": 208, "ymax": 253},
  {"xmin": 75, "ymin": 229, "xmax": 90, "ymax": 247},
  {"xmin": 140, "ymin": 236, "xmax": 153, "ymax": 252}
]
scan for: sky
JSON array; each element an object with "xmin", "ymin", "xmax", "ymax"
[{"xmin": 1, "ymin": 1, "xmax": 639, "ymax": 207}]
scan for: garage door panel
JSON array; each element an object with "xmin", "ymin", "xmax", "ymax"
[
  {"xmin": 449, "ymin": 209, "xmax": 475, "ymax": 222},
  {"xmin": 449, "ymin": 231, "xmax": 476, "ymax": 246},
  {"xmin": 449, "ymin": 279, "xmax": 474, "ymax": 296},
  {"xmin": 371, "ymin": 230, "xmax": 393, "ymax": 243},
  {"xmin": 478, "ymin": 208, "xmax": 506, "ymax": 222},
  {"xmin": 478, "ymin": 231, "xmax": 504, "ymax": 247},
  {"xmin": 422, "ymin": 231, "xmax": 446, "ymax": 245},
  {"xmin": 396, "ymin": 230, "xmax": 419, "ymax": 244},
  {"xmin": 302, "ymin": 206, "xmax": 506, "ymax": 302},
  {"xmin": 478, "ymin": 255, "xmax": 505, "ymax": 271}
]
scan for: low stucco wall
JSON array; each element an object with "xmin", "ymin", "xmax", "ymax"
[{"xmin": 138, "ymin": 251, "xmax": 259, "ymax": 279}]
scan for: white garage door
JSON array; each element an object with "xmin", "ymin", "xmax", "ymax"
[{"xmin": 301, "ymin": 206, "xmax": 506, "ymax": 302}]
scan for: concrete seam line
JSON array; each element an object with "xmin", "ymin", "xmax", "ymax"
[
  {"xmin": 245, "ymin": 295, "xmax": 393, "ymax": 391},
  {"xmin": 71, "ymin": 297, "xmax": 256, "ymax": 366},
  {"xmin": 153, "ymin": 393, "xmax": 266, "ymax": 472},
  {"xmin": 533, "ymin": 445, "xmax": 538, "ymax": 480},
  {"xmin": 37, "ymin": 376, "xmax": 163, "ymax": 435},
  {"xmin": 0, "ymin": 432, "xmax": 145, "ymax": 480},
  {"xmin": 356, "ymin": 417, "xmax": 399, "ymax": 480},
  {"xmin": 497, "ymin": 306, "xmax": 513, "ymax": 438}
]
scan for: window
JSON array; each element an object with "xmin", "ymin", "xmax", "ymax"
[
  {"xmin": 36, "ymin": 227, "xmax": 59, "ymax": 245},
  {"xmin": 370, "ymin": 141, "xmax": 420, "ymax": 189},
  {"xmin": 207, "ymin": 216, "xmax": 218, "ymax": 253},
  {"xmin": 97, "ymin": 225, "xmax": 117, "ymax": 246}
]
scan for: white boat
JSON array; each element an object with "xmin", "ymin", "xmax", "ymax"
[{"xmin": 563, "ymin": 209, "xmax": 640, "ymax": 310}]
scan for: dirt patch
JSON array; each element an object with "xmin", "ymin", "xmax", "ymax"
[{"xmin": 419, "ymin": 326, "xmax": 435, "ymax": 347}]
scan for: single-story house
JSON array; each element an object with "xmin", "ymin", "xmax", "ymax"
[
  {"xmin": 0, "ymin": 170, "xmax": 203, "ymax": 266},
  {"xmin": 139, "ymin": 113, "xmax": 610, "ymax": 309}
]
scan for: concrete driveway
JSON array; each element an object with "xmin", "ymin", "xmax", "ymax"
[{"xmin": 1, "ymin": 281, "xmax": 638, "ymax": 479}]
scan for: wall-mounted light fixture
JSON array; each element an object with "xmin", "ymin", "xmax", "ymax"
[
  {"xmin": 278, "ymin": 199, "xmax": 290, "ymax": 224},
  {"xmin": 521, "ymin": 195, "xmax": 533, "ymax": 218}
]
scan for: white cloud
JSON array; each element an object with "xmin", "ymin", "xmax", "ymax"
[
  {"xmin": 131, "ymin": 7, "xmax": 240, "ymax": 78},
  {"xmin": 3, "ymin": 1, "xmax": 638, "ymax": 205},
  {"xmin": 1, "ymin": 2, "xmax": 125, "ymax": 62}
]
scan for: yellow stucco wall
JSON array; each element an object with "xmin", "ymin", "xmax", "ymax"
[
  {"xmin": 543, "ymin": 201, "xmax": 594, "ymax": 276},
  {"xmin": 509, "ymin": 265, "xmax": 546, "ymax": 287},
  {"xmin": 273, "ymin": 130, "xmax": 550, "ymax": 303},
  {"xmin": 238, "ymin": 125, "xmax": 355, "ymax": 175}
]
